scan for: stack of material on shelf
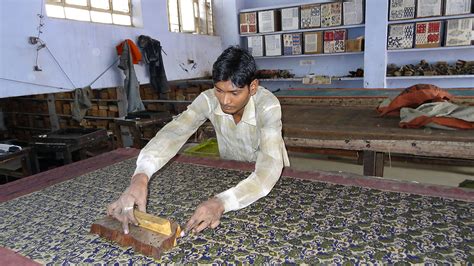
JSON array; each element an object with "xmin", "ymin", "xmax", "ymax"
[
  {"xmin": 348, "ymin": 68, "xmax": 364, "ymax": 77},
  {"xmin": 255, "ymin": 69, "xmax": 294, "ymax": 79},
  {"xmin": 387, "ymin": 60, "xmax": 474, "ymax": 76}
]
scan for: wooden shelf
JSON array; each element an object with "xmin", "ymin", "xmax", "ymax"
[
  {"xmin": 12, "ymin": 126, "xmax": 51, "ymax": 131},
  {"xmin": 254, "ymin": 52, "xmax": 364, "ymax": 59},
  {"xmin": 5, "ymin": 112, "xmax": 50, "ymax": 116},
  {"xmin": 388, "ymin": 13, "xmax": 474, "ymax": 25},
  {"xmin": 10, "ymin": 98, "xmax": 48, "ymax": 101},
  {"xmin": 240, "ymin": 24, "xmax": 364, "ymax": 37},
  {"xmin": 388, "ymin": 45, "xmax": 473, "ymax": 53},
  {"xmin": 259, "ymin": 77, "xmax": 363, "ymax": 82},
  {"xmin": 142, "ymin": 100, "xmax": 192, "ymax": 104},
  {"xmin": 55, "ymin": 99, "xmax": 119, "ymax": 102},
  {"xmin": 57, "ymin": 114, "xmax": 117, "ymax": 120},
  {"xmin": 386, "ymin": 75, "xmax": 474, "ymax": 80},
  {"xmin": 240, "ymin": 1, "xmax": 335, "ymax": 12}
]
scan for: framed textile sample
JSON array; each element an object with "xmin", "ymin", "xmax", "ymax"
[
  {"xmin": 303, "ymin": 31, "xmax": 324, "ymax": 54},
  {"xmin": 321, "ymin": 2, "xmax": 342, "ymax": 27},
  {"xmin": 247, "ymin": 36, "xmax": 264, "ymax": 57},
  {"xmin": 283, "ymin": 33, "xmax": 302, "ymax": 55},
  {"xmin": 445, "ymin": 18, "xmax": 473, "ymax": 46},
  {"xmin": 264, "ymin": 34, "xmax": 282, "ymax": 56},
  {"xmin": 387, "ymin": 23, "xmax": 415, "ymax": 49},
  {"xmin": 343, "ymin": 0, "xmax": 364, "ymax": 25},
  {"xmin": 239, "ymin": 12, "xmax": 257, "ymax": 34},
  {"xmin": 258, "ymin": 10, "xmax": 281, "ymax": 33},
  {"xmin": 389, "ymin": 0, "xmax": 416, "ymax": 21},
  {"xmin": 444, "ymin": 0, "xmax": 472, "ymax": 15},
  {"xmin": 415, "ymin": 21, "xmax": 442, "ymax": 48},
  {"xmin": 416, "ymin": 0, "xmax": 442, "ymax": 18},
  {"xmin": 324, "ymin": 29, "xmax": 347, "ymax": 53},
  {"xmin": 300, "ymin": 4, "xmax": 321, "ymax": 29},
  {"xmin": 281, "ymin": 7, "xmax": 300, "ymax": 31}
]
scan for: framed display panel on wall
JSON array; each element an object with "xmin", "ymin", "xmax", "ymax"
[
  {"xmin": 416, "ymin": 0, "xmax": 442, "ymax": 18},
  {"xmin": 445, "ymin": 18, "xmax": 473, "ymax": 46},
  {"xmin": 343, "ymin": 0, "xmax": 365, "ymax": 25},
  {"xmin": 300, "ymin": 4, "xmax": 321, "ymax": 29},
  {"xmin": 247, "ymin": 36, "xmax": 264, "ymax": 57},
  {"xmin": 444, "ymin": 0, "xmax": 472, "ymax": 15},
  {"xmin": 388, "ymin": 23, "xmax": 415, "ymax": 49},
  {"xmin": 303, "ymin": 31, "xmax": 324, "ymax": 54},
  {"xmin": 239, "ymin": 12, "xmax": 257, "ymax": 34},
  {"xmin": 321, "ymin": 2, "xmax": 342, "ymax": 27},
  {"xmin": 415, "ymin": 21, "xmax": 443, "ymax": 48},
  {"xmin": 324, "ymin": 29, "xmax": 347, "ymax": 53},
  {"xmin": 281, "ymin": 7, "xmax": 300, "ymax": 31},
  {"xmin": 258, "ymin": 10, "xmax": 281, "ymax": 33},
  {"xmin": 283, "ymin": 33, "xmax": 303, "ymax": 55},
  {"xmin": 389, "ymin": 0, "xmax": 416, "ymax": 21},
  {"xmin": 264, "ymin": 34, "xmax": 282, "ymax": 56}
]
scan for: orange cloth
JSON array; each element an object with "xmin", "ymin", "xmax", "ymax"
[
  {"xmin": 116, "ymin": 39, "xmax": 142, "ymax": 64},
  {"xmin": 376, "ymin": 84, "xmax": 453, "ymax": 117}
]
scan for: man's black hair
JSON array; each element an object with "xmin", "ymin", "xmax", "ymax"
[{"xmin": 212, "ymin": 46, "xmax": 256, "ymax": 88}]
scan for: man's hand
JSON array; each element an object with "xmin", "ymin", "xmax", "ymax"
[
  {"xmin": 107, "ymin": 173, "xmax": 148, "ymax": 234},
  {"xmin": 184, "ymin": 198, "xmax": 225, "ymax": 235}
]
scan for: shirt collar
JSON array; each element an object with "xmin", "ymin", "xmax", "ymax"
[{"xmin": 214, "ymin": 94, "xmax": 257, "ymax": 126}]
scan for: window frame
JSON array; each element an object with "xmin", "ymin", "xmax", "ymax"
[
  {"xmin": 45, "ymin": 0, "xmax": 134, "ymax": 26},
  {"xmin": 167, "ymin": 0, "xmax": 214, "ymax": 35}
]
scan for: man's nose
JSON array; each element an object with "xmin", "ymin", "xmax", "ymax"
[{"xmin": 223, "ymin": 93, "xmax": 231, "ymax": 105}]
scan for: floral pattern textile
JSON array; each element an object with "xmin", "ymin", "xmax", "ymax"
[{"xmin": 1, "ymin": 159, "xmax": 473, "ymax": 264}]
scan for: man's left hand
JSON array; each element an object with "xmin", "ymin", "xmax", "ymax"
[{"xmin": 184, "ymin": 198, "xmax": 225, "ymax": 235}]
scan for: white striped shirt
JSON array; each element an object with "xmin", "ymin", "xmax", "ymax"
[{"xmin": 134, "ymin": 86, "xmax": 290, "ymax": 212}]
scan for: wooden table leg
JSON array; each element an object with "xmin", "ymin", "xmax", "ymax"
[
  {"xmin": 363, "ymin": 151, "xmax": 384, "ymax": 177},
  {"xmin": 114, "ymin": 122, "xmax": 124, "ymax": 148}
]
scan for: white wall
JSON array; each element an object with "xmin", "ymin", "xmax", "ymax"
[{"xmin": 0, "ymin": 0, "xmax": 224, "ymax": 98}]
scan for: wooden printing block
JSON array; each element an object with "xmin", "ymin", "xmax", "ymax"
[{"xmin": 90, "ymin": 216, "xmax": 181, "ymax": 259}]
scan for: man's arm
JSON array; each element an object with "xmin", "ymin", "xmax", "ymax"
[
  {"xmin": 216, "ymin": 103, "xmax": 287, "ymax": 212},
  {"xmin": 107, "ymin": 92, "xmax": 210, "ymax": 233},
  {"xmin": 134, "ymin": 93, "xmax": 210, "ymax": 178}
]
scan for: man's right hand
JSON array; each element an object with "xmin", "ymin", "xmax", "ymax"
[{"xmin": 107, "ymin": 173, "xmax": 149, "ymax": 234}]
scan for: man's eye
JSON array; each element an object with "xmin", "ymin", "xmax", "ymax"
[{"xmin": 232, "ymin": 92, "xmax": 239, "ymax": 96}]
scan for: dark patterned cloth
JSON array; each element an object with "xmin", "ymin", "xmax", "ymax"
[{"xmin": 1, "ymin": 159, "xmax": 473, "ymax": 264}]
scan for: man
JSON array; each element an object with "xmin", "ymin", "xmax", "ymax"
[{"xmin": 107, "ymin": 46, "xmax": 290, "ymax": 235}]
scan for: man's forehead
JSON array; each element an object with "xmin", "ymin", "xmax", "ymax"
[{"xmin": 214, "ymin": 82, "xmax": 247, "ymax": 91}]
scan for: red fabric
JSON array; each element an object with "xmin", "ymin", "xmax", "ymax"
[
  {"xmin": 400, "ymin": 115, "xmax": 474, "ymax": 129},
  {"xmin": 116, "ymin": 39, "xmax": 142, "ymax": 64},
  {"xmin": 377, "ymin": 84, "xmax": 453, "ymax": 117}
]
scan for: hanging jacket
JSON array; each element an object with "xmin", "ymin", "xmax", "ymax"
[
  {"xmin": 137, "ymin": 35, "xmax": 170, "ymax": 98},
  {"xmin": 117, "ymin": 40, "xmax": 145, "ymax": 113},
  {"xmin": 72, "ymin": 86, "xmax": 93, "ymax": 122}
]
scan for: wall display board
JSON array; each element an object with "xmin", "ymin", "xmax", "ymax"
[
  {"xmin": 247, "ymin": 36, "xmax": 264, "ymax": 57},
  {"xmin": 415, "ymin": 21, "xmax": 442, "ymax": 48},
  {"xmin": 416, "ymin": 0, "xmax": 442, "ymax": 18},
  {"xmin": 281, "ymin": 7, "xmax": 300, "ymax": 30},
  {"xmin": 389, "ymin": 0, "xmax": 416, "ymax": 21},
  {"xmin": 324, "ymin": 29, "xmax": 347, "ymax": 53},
  {"xmin": 445, "ymin": 18, "xmax": 473, "ymax": 46},
  {"xmin": 343, "ymin": 0, "xmax": 364, "ymax": 25},
  {"xmin": 239, "ymin": 12, "xmax": 258, "ymax": 34},
  {"xmin": 265, "ymin": 34, "xmax": 282, "ymax": 56},
  {"xmin": 300, "ymin": 4, "xmax": 321, "ymax": 29},
  {"xmin": 303, "ymin": 31, "xmax": 324, "ymax": 54},
  {"xmin": 258, "ymin": 10, "xmax": 281, "ymax": 33},
  {"xmin": 283, "ymin": 33, "xmax": 303, "ymax": 55},
  {"xmin": 444, "ymin": 0, "xmax": 472, "ymax": 15},
  {"xmin": 321, "ymin": 2, "xmax": 342, "ymax": 27},
  {"xmin": 388, "ymin": 23, "xmax": 415, "ymax": 49}
]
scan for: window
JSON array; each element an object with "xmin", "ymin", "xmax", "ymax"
[
  {"xmin": 167, "ymin": 0, "xmax": 214, "ymax": 35},
  {"xmin": 45, "ymin": 0, "xmax": 133, "ymax": 26}
]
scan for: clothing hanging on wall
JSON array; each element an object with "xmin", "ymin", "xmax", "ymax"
[
  {"xmin": 72, "ymin": 86, "xmax": 93, "ymax": 122},
  {"xmin": 116, "ymin": 40, "xmax": 145, "ymax": 113},
  {"xmin": 137, "ymin": 35, "xmax": 170, "ymax": 99}
]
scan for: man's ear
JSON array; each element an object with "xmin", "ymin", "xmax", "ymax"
[{"xmin": 250, "ymin": 79, "xmax": 259, "ymax": 96}]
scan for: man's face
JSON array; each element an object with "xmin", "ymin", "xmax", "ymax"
[{"xmin": 214, "ymin": 80, "xmax": 257, "ymax": 115}]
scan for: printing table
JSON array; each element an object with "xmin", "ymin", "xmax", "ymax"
[{"xmin": 0, "ymin": 149, "xmax": 472, "ymax": 264}]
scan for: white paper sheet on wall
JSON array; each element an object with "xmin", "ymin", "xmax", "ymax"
[
  {"xmin": 248, "ymin": 36, "xmax": 264, "ymax": 57},
  {"xmin": 343, "ymin": 0, "xmax": 364, "ymax": 25},
  {"xmin": 259, "ymin": 11, "xmax": 276, "ymax": 33},
  {"xmin": 265, "ymin": 34, "xmax": 282, "ymax": 56},
  {"xmin": 389, "ymin": 0, "xmax": 416, "ymax": 20},
  {"xmin": 281, "ymin": 7, "xmax": 299, "ymax": 31},
  {"xmin": 444, "ymin": 0, "xmax": 472, "ymax": 15},
  {"xmin": 446, "ymin": 18, "xmax": 473, "ymax": 46},
  {"xmin": 416, "ymin": 0, "xmax": 442, "ymax": 18}
]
